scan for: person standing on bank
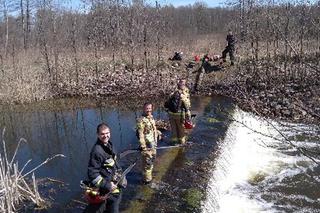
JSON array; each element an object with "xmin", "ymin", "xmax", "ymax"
[
  {"xmin": 136, "ymin": 103, "xmax": 161, "ymax": 184},
  {"xmin": 165, "ymin": 79, "xmax": 191, "ymax": 144},
  {"xmin": 84, "ymin": 123, "xmax": 126, "ymax": 213},
  {"xmin": 221, "ymin": 30, "xmax": 236, "ymax": 66}
]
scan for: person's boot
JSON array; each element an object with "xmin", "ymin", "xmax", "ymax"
[{"xmin": 142, "ymin": 179, "xmax": 152, "ymax": 185}]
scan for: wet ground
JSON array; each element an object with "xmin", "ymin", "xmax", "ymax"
[{"xmin": 122, "ymin": 96, "xmax": 234, "ymax": 213}]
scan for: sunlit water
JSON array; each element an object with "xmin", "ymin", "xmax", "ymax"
[
  {"xmin": 0, "ymin": 96, "xmax": 214, "ymax": 212},
  {"xmin": 202, "ymin": 109, "xmax": 320, "ymax": 213},
  {"xmin": 1, "ymin": 97, "xmax": 319, "ymax": 212}
]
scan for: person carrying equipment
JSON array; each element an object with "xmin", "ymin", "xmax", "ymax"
[
  {"xmin": 83, "ymin": 123, "xmax": 127, "ymax": 213},
  {"xmin": 164, "ymin": 79, "xmax": 192, "ymax": 144}
]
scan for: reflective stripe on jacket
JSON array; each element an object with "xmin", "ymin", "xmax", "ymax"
[
  {"xmin": 87, "ymin": 140, "xmax": 118, "ymax": 192},
  {"xmin": 137, "ymin": 114, "xmax": 158, "ymax": 149}
]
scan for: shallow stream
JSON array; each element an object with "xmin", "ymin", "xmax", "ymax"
[{"xmin": 0, "ymin": 96, "xmax": 318, "ymax": 212}]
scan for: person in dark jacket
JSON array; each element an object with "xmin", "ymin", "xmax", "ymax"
[
  {"xmin": 221, "ymin": 30, "xmax": 236, "ymax": 66},
  {"xmin": 84, "ymin": 123, "xmax": 125, "ymax": 213}
]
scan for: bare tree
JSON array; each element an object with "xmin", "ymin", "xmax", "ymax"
[{"xmin": 1, "ymin": 0, "xmax": 9, "ymax": 57}]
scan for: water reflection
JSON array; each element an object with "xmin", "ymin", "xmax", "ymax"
[{"xmin": 0, "ymin": 100, "xmax": 165, "ymax": 210}]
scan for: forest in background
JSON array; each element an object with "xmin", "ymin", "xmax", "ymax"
[
  {"xmin": 0, "ymin": 0, "xmax": 319, "ymax": 104},
  {"xmin": 0, "ymin": 1, "xmax": 320, "ymax": 211}
]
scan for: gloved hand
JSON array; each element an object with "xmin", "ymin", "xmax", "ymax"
[
  {"xmin": 110, "ymin": 182, "xmax": 117, "ymax": 191},
  {"xmin": 139, "ymin": 146, "xmax": 147, "ymax": 151},
  {"xmin": 110, "ymin": 182, "xmax": 120, "ymax": 194},
  {"xmin": 157, "ymin": 130, "xmax": 162, "ymax": 141},
  {"xmin": 113, "ymin": 171, "xmax": 122, "ymax": 182},
  {"xmin": 119, "ymin": 176, "xmax": 127, "ymax": 188},
  {"xmin": 99, "ymin": 179, "xmax": 115, "ymax": 195}
]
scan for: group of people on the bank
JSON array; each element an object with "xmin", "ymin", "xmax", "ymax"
[
  {"xmin": 170, "ymin": 30, "xmax": 236, "ymax": 66},
  {"xmin": 82, "ymin": 31, "xmax": 236, "ymax": 213}
]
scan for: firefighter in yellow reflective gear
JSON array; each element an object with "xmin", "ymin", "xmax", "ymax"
[
  {"xmin": 136, "ymin": 103, "xmax": 161, "ymax": 184},
  {"xmin": 165, "ymin": 79, "xmax": 191, "ymax": 144}
]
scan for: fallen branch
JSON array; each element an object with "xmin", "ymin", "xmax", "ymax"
[
  {"xmin": 234, "ymin": 84, "xmax": 320, "ymax": 165},
  {"xmin": 71, "ymin": 199, "xmax": 87, "ymax": 205},
  {"xmin": 1, "ymin": 128, "xmax": 65, "ymax": 212},
  {"xmin": 46, "ymin": 178, "xmax": 65, "ymax": 185},
  {"xmin": 22, "ymin": 154, "xmax": 66, "ymax": 179}
]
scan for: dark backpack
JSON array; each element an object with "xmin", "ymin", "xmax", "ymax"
[
  {"xmin": 136, "ymin": 128, "xmax": 142, "ymax": 139},
  {"xmin": 164, "ymin": 91, "xmax": 181, "ymax": 113},
  {"xmin": 173, "ymin": 52, "xmax": 182, "ymax": 60}
]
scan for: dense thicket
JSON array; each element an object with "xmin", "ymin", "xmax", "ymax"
[
  {"xmin": 1, "ymin": 0, "xmax": 318, "ymax": 62},
  {"xmin": 0, "ymin": 0, "xmax": 319, "ymax": 103}
]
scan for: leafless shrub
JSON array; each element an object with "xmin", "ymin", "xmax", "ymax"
[{"xmin": 0, "ymin": 128, "xmax": 65, "ymax": 212}]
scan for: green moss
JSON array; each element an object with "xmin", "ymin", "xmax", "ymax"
[
  {"xmin": 123, "ymin": 148, "xmax": 181, "ymax": 213},
  {"xmin": 207, "ymin": 117, "xmax": 220, "ymax": 123},
  {"xmin": 183, "ymin": 188, "xmax": 203, "ymax": 208},
  {"xmin": 125, "ymin": 186, "xmax": 155, "ymax": 213}
]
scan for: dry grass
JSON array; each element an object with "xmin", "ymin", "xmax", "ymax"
[
  {"xmin": 0, "ymin": 35, "xmax": 227, "ymax": 104},
  {"xmin": 0, "ymin": 128, "xmax": 65, "ymax": 212},
  {"xmin": 0, "ymin": 51, "xmax": 51, "ymax": 104},
  {"xmin": 0, "ymin": 34, "xmax": 318, "ymax": 104}
]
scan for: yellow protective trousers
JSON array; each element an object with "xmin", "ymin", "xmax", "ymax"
[
  {"xmin": 169, "ymin": 112, "xmax": 186, "ymax": 144},
  {"xmin": 141, "ymin": 149, "xmax": 156, "ymax": 182}
]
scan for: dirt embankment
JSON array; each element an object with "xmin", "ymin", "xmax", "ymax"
[
  {"xmin": 204, "ymin": 58, "xmax": 320, "ymax": 124},
  {"xmin": 1, "ymin": 54, "xmax": 319, "ymax": 124},
  {"xmin": 56, "ymin": 56, "xmax": 319, "ymax": 124}
]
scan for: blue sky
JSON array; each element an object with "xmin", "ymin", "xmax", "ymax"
[
  {"xmin": 162, "ymin": 0, "xmax": 227, "ymax": 7},
  {"xmin": 65, "ymin": 0, "xmax": 228, "ymax": 10}
]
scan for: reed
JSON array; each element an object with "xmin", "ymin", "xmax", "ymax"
[{"xmin": 0, "ymin": 128, "xmax": 65, "ymax": 212}]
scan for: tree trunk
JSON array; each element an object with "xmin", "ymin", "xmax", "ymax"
[
  {"xmin": 53, "ymin": 16, "xmax": 59, "ymax": 85},
  {"xmin": 94, "ymin": 42, "xmax": 99, "ymax": 82},
  {"xmin": 26, "ymin": 0, "xmax": 30, "ymax": 49},
  {"xmin": 71, "ymin": 16, "xmax": 79, "ymax": 85},
  {"xmin": 3, "ymin": 1, "xmax": 9, "ymax": 57},
  {"xmin": 20, "ymin": 0, "xmax": 27, "ymax": 51},
  {"xmin": 11, "ymin": 43, "xmax": 16, "ymax": 70},
  {"xmin": 0, "ymin": 54, "xmax": 4, "ymax": 77},
  {"xmin": 255, "ymin": 19, "xmax": 259, "ymax": 61},
  {"xmin": 38, "ymin": 17, "xmax": 52, "ymax": 78},
  {"xmin": 143, "ymin": 25, "xmax": 148, "ymax": 69},
  {"xmin": 284, "ymin": 5, "xmax": 290, "ymax": 75}
]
